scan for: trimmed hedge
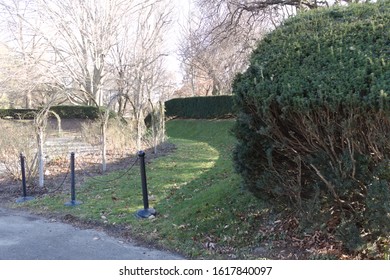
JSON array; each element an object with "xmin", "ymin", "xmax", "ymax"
[
  {"xmin": 233, "ymin": 1, "xmax": 390, "ymax": 256},
  {"xmin": 0, "ymin": 105, "xmax": 103, "ymax": 120},
  {"xmin": 50, "ymin": 105, "xmax": 100, "ymax": 119},
  {"xmin": 165, "ymin": 96, "xmax": 234, "ymax": 119},
  {"xmin": 1, "ymin": 97, "xmax": 234, "ymax": 120},
  {"xmin": 0, "ymin": 109, "xmax": 37, "ymax": 119}
]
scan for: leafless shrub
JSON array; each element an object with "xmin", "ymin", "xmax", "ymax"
[
  {"xmin": 0, "ymin": 120, "xmax": 37, "ymax": 181},
  {"xmin": 81, "ymin": 118, "xmax": 138, "ymax": 159}
]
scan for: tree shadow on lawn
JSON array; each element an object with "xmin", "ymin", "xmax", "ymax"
[{"xmin": 155, "ymin": 120, "xmax": 345, "ymax": 260}]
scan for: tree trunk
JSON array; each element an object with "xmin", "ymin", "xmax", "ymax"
[
  {"xmin": 149, "ymin": 101, "xmax": 166, "ymax": 154},
  {"xmin": 149, "ymin": 100, "xmax": 157, "ymax": 154},
  {"xmin": 135, "ymin": 109, "xmax": 144, "ymax": 151},
  {"xmin": 25, "ymin": 92, "xmax": 32, "ymax": 109},
  {"xmin": 159, "ymin": 101, "xmax": 166, "ymax": 143},
  {"xmin": 136, "ymin": 118, "xmax": 142, "ymax": 151},
  {"xmin": 37, "ymin": 128, "xmax": 45, "ymax": 187},
  {"xmin": 101, "ymin": 122, "xmax": 107, "ymax": 173}
]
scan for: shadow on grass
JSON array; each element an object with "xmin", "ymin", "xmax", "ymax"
[
  {"xmin": 136, "ymin": 120, "xmax": 264, "ymax": 259},
  {"xmin": 8, "ymin": 119, "xmax": 266, "ymax": 259}
]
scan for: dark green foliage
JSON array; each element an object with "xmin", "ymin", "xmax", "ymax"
[
  {"xmin": 0, "ymin": 108, "xmax": 37, "ymax": 119},
  {"xmin": 0, "ymin": 105, "xmax": 104, "ymax": 120},
  {"xmin": 50, "ymin": 105, "xmax": 101, "ymax": 119},
  {"xmin": 165, "ymin": 96, "xmax": 234, "ymax": 119},
  {"xmin": 233, "ymin": 1, "xmax": 390, "ymax": 256}
]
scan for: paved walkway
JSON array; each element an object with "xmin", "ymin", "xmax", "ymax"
[{"xmin": 0, "ymin": 207, "xmax": 183, "ymax": 260}]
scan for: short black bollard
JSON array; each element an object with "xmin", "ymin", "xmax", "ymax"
[
  {"xmin": 65, "ymin": 152, "xmax": 82, "ymax": 206},
  {"xmin": 16, "ymin": 153, "xmax": 34, "ymax": 203},
  {"xmin": 136, "ymin": 151, "xmax": 156, "ymax": 218}
]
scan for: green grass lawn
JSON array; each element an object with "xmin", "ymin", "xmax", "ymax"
[{"xmin": 20, "ymin": 119, "xmax": 267, "ymax": 259}]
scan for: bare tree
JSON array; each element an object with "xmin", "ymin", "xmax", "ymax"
[
  {"xmin": 109, "ymin": 0, "xmax": 174, "ymax": 151},
  {"xmin": 192, "ymin": 0, "xmax": 363, "ymax": 33},
  {"xmin": 33, "ymin": 93, "xmax": 63, "ymax": 187},
  {"xmin": 0, "ymin": 42, "xmax": 16, "ymax": 107},
  {"xmin": 35, "ymin": 0, "xmax": 173, "ymax": 170},
  {"xmin": 0, "ymin": 0, "xmax": 67, "ymax": 187},
  {"xmin": 37, "ymin": 0, "xmax": 135, "ymax": 106},
  {"xmin": 1, "ymin": 0, "xmax": 174, "ymax": 174},
  {"xmin": 179, "ymin": 0, "xmax": 368, "ymax": 96},
  {"xmin": 0, "ymin": 0, "xmax": 52, "ymax": 108},
  {"xmin": 178, "ymin": 1, "xmax": 267, "ymax": 96},
  {"xmin": 34, "ymin": 0, "xmax": 140, "ymax": 172}
]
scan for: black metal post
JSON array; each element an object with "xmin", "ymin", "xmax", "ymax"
[
  {"xmin": 16, "ymin": 153, "xmax": 34, "ymax": 203},
  {"xmin": 65, "ymin": 152, "xmax": 82, "ymax": 206},
  {"xmin": 21, "ymin": 153, "xmax": 27, "ymax": 197},
  {"xmin": 136, "ymin": 151, "xmax": 156, "ymax": 218},
  {"xmin": 70, "ymin": 152, "xmax": 76, "ymax": 201},
  {"xmin": 140, "ymin": 151, "xmax": 149, "ymax": 210}
]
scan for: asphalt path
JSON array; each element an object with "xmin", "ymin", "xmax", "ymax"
[{"xmin": 0, "ymin": 207, "xmax": 183, "ymax": 260}]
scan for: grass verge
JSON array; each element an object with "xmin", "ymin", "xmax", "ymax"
[{"xmin": 15, "ymin": 119, "xmax": 268, "ymax": 259}]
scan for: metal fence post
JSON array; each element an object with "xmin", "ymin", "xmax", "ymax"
[
  {"xmin": 16, "ymin": 153, "xmax": 34, "ymax": 203},
  {"xmin": 65, "ymin": 152, "xmax": 82, "ymax": 206},
  {"xmin": 136, "ymin": 151, "xmax": 156, "ymax": 218}
]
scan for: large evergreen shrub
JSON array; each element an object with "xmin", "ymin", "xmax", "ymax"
[{"xmin": 233, "ymin": 1, "xmax": 390, "ymax": 255}]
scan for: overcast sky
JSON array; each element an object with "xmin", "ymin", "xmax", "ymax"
[
  {"xmin": 0, "ymin": 0, "xmax": 193, "ymax": 84},
  {"xmin": 164, "ymin": 0, "xmax": 192, "ymax": 83}
]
